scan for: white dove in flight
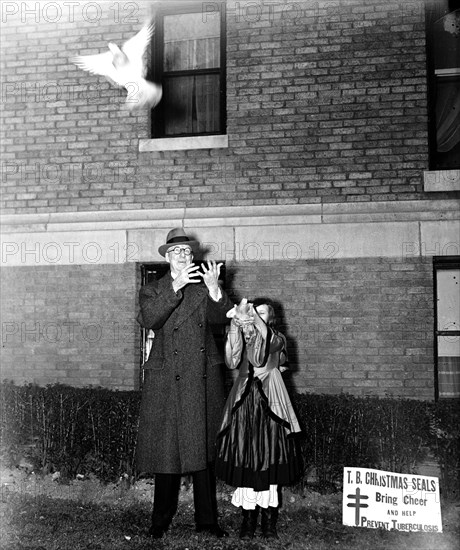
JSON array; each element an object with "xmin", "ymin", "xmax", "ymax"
[{"xmin": 71, "ymin": 22, "xmax": 162, "ymax": 111}]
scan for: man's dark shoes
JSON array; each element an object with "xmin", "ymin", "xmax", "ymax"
[
  {"xmin": 148, "ymin": 525, "xmax": 167, "ymax": 539},
  {"xmin": 196, "ymin": 524, "xmax": 229, "ymax": 538}
]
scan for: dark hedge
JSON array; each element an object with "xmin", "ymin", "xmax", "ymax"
[
  {"xmin": 0, "ymin": 383, "xmax": 458, "ymax": 498},
  {"xmin": 292, "ymin": 393, "xmax": 459, "ymax": 498},
  {"xmin": 0, "ymin": 383, "xmax": 140, "ymax": 481}
]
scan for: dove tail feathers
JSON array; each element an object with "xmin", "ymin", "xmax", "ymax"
[{"xmin": 125, "ymin": 80, "xmax": 162, "ymax": 111}]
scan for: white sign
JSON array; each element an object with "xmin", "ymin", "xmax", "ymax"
[{"xmin": 342, "ymin": 467, "xmax": 442, "ymax": 533}]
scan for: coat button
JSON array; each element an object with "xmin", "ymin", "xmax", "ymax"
[
  {"xmin": 200, "ymin": 347, "xmax": 205, "ymax": 353},
  {"xmin": 174, "ymin": 350, "xmax": 178, "ymax": 355},
  {"xmin": 198, "ymin": 323, "xmax": 203, "ymax": 327},
  {"xmin": 176, "ymin": 375, "xmax": 181, "ymax": 381},
  {"xmin": 174, "ymin": 326, "xmax": 178, "ymax": 331},
  {"xmin": 202, "ymin": 374, "xmax": 207, "ymax": 379}
]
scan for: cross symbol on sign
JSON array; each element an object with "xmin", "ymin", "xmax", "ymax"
[{"xmin": 347, "ymin": 488, "xmax": 369, "ymax": 526}]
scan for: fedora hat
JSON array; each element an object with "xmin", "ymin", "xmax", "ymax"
[{"xmin": 158, "ymin": 228, "xmax": 199, "ymax": 257}]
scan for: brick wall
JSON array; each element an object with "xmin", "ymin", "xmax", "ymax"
[
  {"xmin": 1, "ymin": 257, "xmax": 435, "ymax": 399},
  {"xmin": 0, "ymin": 0, "xmax": 451, "ymax": 400},
  {"xmin": 0, "ymin": 263, "xmax": 140, "ymax": 389},
  {"xmin": 1, "ymin": 0, "xmax": 459, "ymax": 214},
  {"xmin": 227, "ymin": 256, "xmax": 434, "ymax": 399}
]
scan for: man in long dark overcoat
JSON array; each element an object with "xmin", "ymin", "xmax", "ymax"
[{"xmin": 136, "ymin": 228, "xmax": 233, "ymax": 539}]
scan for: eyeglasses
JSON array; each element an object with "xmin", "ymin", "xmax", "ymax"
[{"xmin": 168, "ymin": 247, "xmax": 192, "ymax": 256}]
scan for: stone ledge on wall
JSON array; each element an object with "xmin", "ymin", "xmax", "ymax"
[
  {"xmin": 1, "ymin": 200, "xmax": 459, "ymax": 266},
  {"xmin": 139, "ymin": 134, "xmax": 229, "ymax": 151},
  {"xmin": 2, "ymin": 199, "xmax": 459, "ymax": 232}
]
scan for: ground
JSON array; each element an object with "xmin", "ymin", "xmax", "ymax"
[{"xmin": 0, "ymin": 468, "xmax": 458, "ymax": 550}]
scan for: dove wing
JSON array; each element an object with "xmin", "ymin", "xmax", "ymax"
[
  {"xmin": 71, "ymin": 51, "xmax": 122, "ymax": 86},
  {"xmin": 122, "ymin": 21, "xmax": 154, "ymax": 77}
]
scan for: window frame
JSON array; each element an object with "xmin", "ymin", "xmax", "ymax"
[
  {"xmin": 433, "ymin": 255, "xmax": 460, "ymax": 400},
  {"xmin": 425, "ymin": 1, "xmax": 460, "ymax": 171},
  {"xmin": 150, "ymin": 1, "xmax": 227, "ymax": 139}
]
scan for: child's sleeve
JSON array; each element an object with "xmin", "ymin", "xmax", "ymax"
[
  {"xmin": 278, "ymin": 332, "xmax": 289, "ymax": 372},
  {"xmin": 224, "ymin": 320, "xmax": 244, "ymax": 369},
  {"xmin": 247, "ymin": 314, "xmax": 270, "ymax": 367}
]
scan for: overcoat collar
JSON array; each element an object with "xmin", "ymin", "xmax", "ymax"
[{"xmin": 159, "ymin": 272, "xmax": 208, "ymax": 328}]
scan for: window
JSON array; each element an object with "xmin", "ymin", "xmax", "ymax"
[
  {"xmin": 434, "ymin": 256, "xmax": 460, "ymax": 399},
  {"xmin": 150, "ymin": 1, "xmax": 226, "ymax": 138},
  {"xmin": 426, "ymin": 1, "xmax": 460, "ymax": 170}
]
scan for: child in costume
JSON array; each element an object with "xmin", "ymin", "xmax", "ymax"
[{"xmin": 215, "ymin": 298, "xmax": 302, "ymax": 539}]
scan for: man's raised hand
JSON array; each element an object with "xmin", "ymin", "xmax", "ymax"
[
  {"xmin": 172, "ymin": 264, "xmax": 201, "ymax": 293},
  {"xmin": 199, "ymin": 260, "xmax": 223, "ymax": 294}
]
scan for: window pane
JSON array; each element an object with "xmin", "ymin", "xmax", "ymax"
[
  {"xmin": 435, "ymin": 78, "xmax": 460, "ymax": 165},
  {"xmin": 432, "ymin": 10, "xmax": 460, "ymax": 163},
  {"xmin": 436, "ymin": 269, "xmax": 460, "ymax": 332},
  {"xmin": 433, "ymin": 10, "xmax": 459, "ymax": 71},
  {"xmin": 436, "ymin": 268, "xmax": 460, "ymax": 398},
  {"xmin": 427, "ymin": 3, "xmax": 460, "ymax": 169},
  {"xmin": 164, "ymin": 12, "xmax": 220, "ymax": 71},
  {"xmin": 163, "ymin": 74, "xmax": 221, "ymax": 135},
  {"xmin": 438, "ymin": 351, "xmax": 460, "ymax": 397}
]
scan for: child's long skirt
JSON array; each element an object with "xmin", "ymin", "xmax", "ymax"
[{"xmin": 215, "ymin": 369, "xmax": 302, "ymax": 492}]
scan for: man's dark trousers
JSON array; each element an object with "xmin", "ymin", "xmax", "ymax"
[{"xmin": 152, "ymin": 465, "xmax": 218, "ymax": 529}]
